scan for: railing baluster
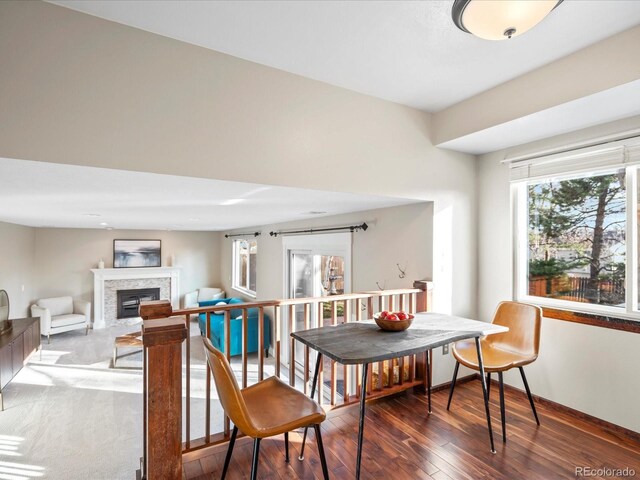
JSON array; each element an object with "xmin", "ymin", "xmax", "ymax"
[
  {"xmin": 343, "ymin": 300, "xmax": 350, "ymax": 403},
  {"xmin": 242, "ymin": 309, "xmax": 248, "ymax": 389},
  {"xmin": 410, "ymin": 292, "xmax": 417, "ymax": 313},
  {"xmin": 275, "ymin": 306, "xmax": 281, "ymax": 378},
  {"xmin": 317, "ymin": 302, "xmax": 324, "ymax": 405},
  {"xmin": 289, "ymin": 304, "xmax": 295, "ymax": 387},
  {"xmin": 224, "ymin": 310, "xmax": 231, "ymax": 436},
  {"xmin": 390, "ymin": 294, "xmax": 396, "ymax": 312},
  {"xmin": 205, "ymin": 311, "xmax": 211, "ymax": 443},
  {"xmin": 331, "ymin": 301, "xmax": 337, "ymax": 406},
  {"xmin": 258, "ymin": 307, "xmax": 265, "ymax": 382},
  {"xmin": 409, "ymin": 354, "xmax": 415, "ymax": 382},
  {"xmin": 303, "ymin": 303, "xmax": 310, "ymax": 395},
  {"xmin": 185, "ymin": 314, "xmax": 191, "ymax": 448},
  {"xmin": 399, "ymin": 293, "xmax": 405, "ymax": 312}
]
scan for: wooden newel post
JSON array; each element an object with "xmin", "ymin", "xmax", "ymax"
[
  {"xmin": 142, "ymin": 316, "xmax": 187, "ymax": 480},
  {"xmin": 413, "ymin": 280, "xmax": 433, "ymax": 313}
]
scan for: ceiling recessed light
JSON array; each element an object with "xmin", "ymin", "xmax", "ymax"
[
  {"xmin": 99, "ymin": 222, "xmax": 109, "ymax": 226},
  {"xmin": 221, "ymin": 199, "xmax": 244, "ymax": 206},
  {"xmin": 307, "ymin": 211, "xmax": 328, "ymax": 215},
  {"xmin": 83, "ymin": 213, "xmax": 102, "ymax": 217}
]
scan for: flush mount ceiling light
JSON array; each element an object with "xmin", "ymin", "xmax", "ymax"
[{"xmin": 452, "ymin": 0, "xmax": 563, "ymax": 40}]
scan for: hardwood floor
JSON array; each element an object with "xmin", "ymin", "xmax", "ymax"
[{"xmin": 183, "ymin": 379, "xmax": 640, "ymax": 479}]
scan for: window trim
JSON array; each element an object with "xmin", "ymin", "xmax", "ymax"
[
  {"xmin": 513, "ymin": 166, "xmax": 639, "ymax": 322},
  {"xmin": 232, "ymin": 239, "xmax": 257, "ymax": 298},
  {"xmin": 542, "ymin": 307, "xmax": 640, "ymax": 334}
]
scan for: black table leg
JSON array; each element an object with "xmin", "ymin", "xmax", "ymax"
[
  {"xmin": 299, "ymin": 352, "xmax": 323, "ymax": 461},
  {"xmin": 475, "ymin": 336, "xmax": 496, "ymax": 454},
  {"xmin": 356, "ymin": 362, "xmax": 369, "ymax": 480},
  {"xmin": 426, "ymin": 350, "xmax": 432, "ymax": 414},
  {"xmin": 447, "ymin": 361, "xmax": 460, "ymax": 410},
  {"xmin": 284, "ymin": 431, "xmax": 289, "ymax": 462}
]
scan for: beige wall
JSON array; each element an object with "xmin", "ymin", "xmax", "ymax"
[
  {"xmin": 218, "ymin": 203, "xmax": 462, "ymax": 386},
  {"xmin": 434, "ymin": 26, "xmax": 640, "ymax": 145},
  {"xmin": 220, "ymin": 203, "xmax": 433, "ymax": 301},
  {"xmin": 0, "ymin": 221, "xmax": 36, "ymax": 317},
  {"xmin": 0, "ymin": 1, "xmax": 479, "ymax": 320},
  {"xmin": 33, "ymin": 228, "xmax": 222, "ymax": 307},
  {"xmin": 0, "ymin": 1, "xmax": 470, "ymax": 199},
  {"xmin": 477, "ymin": 115, "xmax": 640, "ymax": 432}
]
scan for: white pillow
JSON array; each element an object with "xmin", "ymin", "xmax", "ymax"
[
  {"xmin": 216, "ymin": 301, "xmax": 227, "ymax": 306},
  {"xmin": 198, "ymin": 288, "xmax": 224, "ymax": 302}
]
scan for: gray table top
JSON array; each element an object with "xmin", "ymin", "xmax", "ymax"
[{"xmin": 290, "ymin": 312, "xmax": 508, "ymax": 365}]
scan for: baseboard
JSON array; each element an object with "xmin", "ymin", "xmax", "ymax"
[
  {"xmin": 474, "ymin": 374, "xmax": 640, "ymax": 445},
  {"xmin": 431, "ymin": 373, "xmax": 476, "ymax": 393}
]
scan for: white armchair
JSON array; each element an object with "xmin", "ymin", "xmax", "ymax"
[
  {"xmin": 183, "ymin": 288, "xmax": 225, "ymax": 309},
  {"xmin": 31, "ymin": 296, "xmax": 91, "ymax": 343}
]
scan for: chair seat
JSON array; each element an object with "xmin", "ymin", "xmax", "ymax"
[
  {"xmin": 51, "ymin": 313, "xmax": 86, "ymax": 328},
  {"xmin": 241, "ymin": 376, "xmax": 325, "ymax": 438},
  {"xmin": 453, "ymin": 339, "xmax": 537, "ymax": 373}
]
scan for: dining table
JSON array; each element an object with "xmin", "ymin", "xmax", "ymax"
[{"xmin": 291, "ymin": 311, "xmax": 509, "ymax": 479}]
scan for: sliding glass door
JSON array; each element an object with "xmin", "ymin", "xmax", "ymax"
[{"xmin": 283, "ymin": 233, "xmax": 352, "ymax": 371}]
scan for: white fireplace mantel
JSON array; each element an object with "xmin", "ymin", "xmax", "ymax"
[{"xmin": 91, "ymin": 267, "xmax": 180, "ymax": 329}]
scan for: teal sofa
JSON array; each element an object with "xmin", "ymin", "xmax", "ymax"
[{"xmin": 197, "ymin": 297, "xmax": 271, "ymax": 356}]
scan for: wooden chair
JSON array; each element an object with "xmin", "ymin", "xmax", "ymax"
[
  {"xmin": 203, "ymin": 338, "xmax": 330, "ymax": 480},
  {"xmin": 447, "ymin": 301, "xmax": 542, "ymax": 443}
]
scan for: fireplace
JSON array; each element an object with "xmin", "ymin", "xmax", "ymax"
[{"xmin": 116, "ymin": 288, "xmax": 160, "ymax": 319}]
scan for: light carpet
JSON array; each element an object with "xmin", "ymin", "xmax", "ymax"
[{"xmin": 0, "ymin": 319, "xmax": 275, "ymax": 480}]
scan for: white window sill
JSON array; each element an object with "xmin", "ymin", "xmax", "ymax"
[
  {"xmin": 232, "ymin": 286, "xmax": 257, "ymax": 299},
  {"xmin": 518, "ymin": 294, "xmax": 640, "ymax": 322}
]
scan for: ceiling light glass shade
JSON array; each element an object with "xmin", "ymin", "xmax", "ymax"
[{"xmin": 452, "ymin": 0, "xmax": 563, "ymax": 40}]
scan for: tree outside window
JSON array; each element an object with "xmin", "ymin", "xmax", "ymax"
[{"xmin": 527, "ymin": 170, "xmax": 626, "ymax": 307}]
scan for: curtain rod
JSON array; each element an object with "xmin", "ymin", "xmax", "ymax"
[
  {"xmin": 270, "ymin": 222, "xmax": 368, "ymax": 237},
  {"xmin": 224, "ymin": 232, "xmax": 261, "ymax": 239},
  {"xmin": 502, "ymin": 129, "xmax": 640, "ymax": 165}
]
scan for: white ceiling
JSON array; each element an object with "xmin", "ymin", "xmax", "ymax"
[
  {"xmin": 0, "ymin": 159, "xmax": 417, "ymax": 230},
  {"xmin": 50, "ymin": 0, "xmax": 640, "ymax": 112}
]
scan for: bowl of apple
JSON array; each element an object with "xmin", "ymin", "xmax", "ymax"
[{"xmin": 373, "ymin": 311, "xmax": 414, "ymax": 332}]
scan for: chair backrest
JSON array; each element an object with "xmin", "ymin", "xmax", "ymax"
[
  {"xmin": 202, "ymin": 337, "xmax": 256, "ymax": 435},
  {"xmin": 38, "ymin": 296, "xmax": 73, "ymax": 316},
  {"xmin": 198, "ymin": 288, "xmax": 224, "ymax": 302},
  {"xmin": 488, "ymin": 301, "xmax": 542, "ymax": 358}
]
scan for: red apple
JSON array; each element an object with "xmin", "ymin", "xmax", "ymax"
[
  {"xmin": 396, "ymin": 312, "xmax": 408, "ymax": 320},
  {"xmin": 379, "ymin": 311, "xmax": 389, "ymax": 319},
  {"xmin": 386, "ymin": 313, "xmax": 398, "ymax": 321}
]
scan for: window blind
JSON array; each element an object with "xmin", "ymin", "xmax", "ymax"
[{"xmin": 508, "ymin": 139, "xmax": 640, "ymax": 182}]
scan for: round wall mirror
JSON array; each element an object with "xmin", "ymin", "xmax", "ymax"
[{"xmin": 0, "ymin": 289, "xmax": 9, "ymax": 334}]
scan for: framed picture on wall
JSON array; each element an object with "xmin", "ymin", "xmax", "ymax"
[{"xmin": 113, "ymin": 239, "xmax": 161, "ymax": 268}]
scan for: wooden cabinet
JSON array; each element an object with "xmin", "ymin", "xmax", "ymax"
[
  {"xmin": 0, "ymin": 345, "xmax": 11, "ymax": 389},
  {"xmin": 0, "ymin": 317, "xmax": 40, "ymax": 406}
]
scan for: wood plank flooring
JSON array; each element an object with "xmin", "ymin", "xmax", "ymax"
[{"xmin": 183, "ymin": 380, "xmax": 640, "ymax": 479}]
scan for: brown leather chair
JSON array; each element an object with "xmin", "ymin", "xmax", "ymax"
[
  {"xmin": 203, "ymin": 338, "xmax": 329, "ymax": 480},
  {"xmin": 447, "ymin": 301, "xmax": 542, "ymax": 443}
]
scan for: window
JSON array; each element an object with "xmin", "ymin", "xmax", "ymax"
[
  {"xmin": 232, "ymin": 239, "xmax": 257, "ymax": 296},
  {"xmin": 513, "ymin": 140, "xmax": 640, "ymax": 319},
  {"xmin": 526, "ymin": 170, "xmax": 626, "ymax": 307}
]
